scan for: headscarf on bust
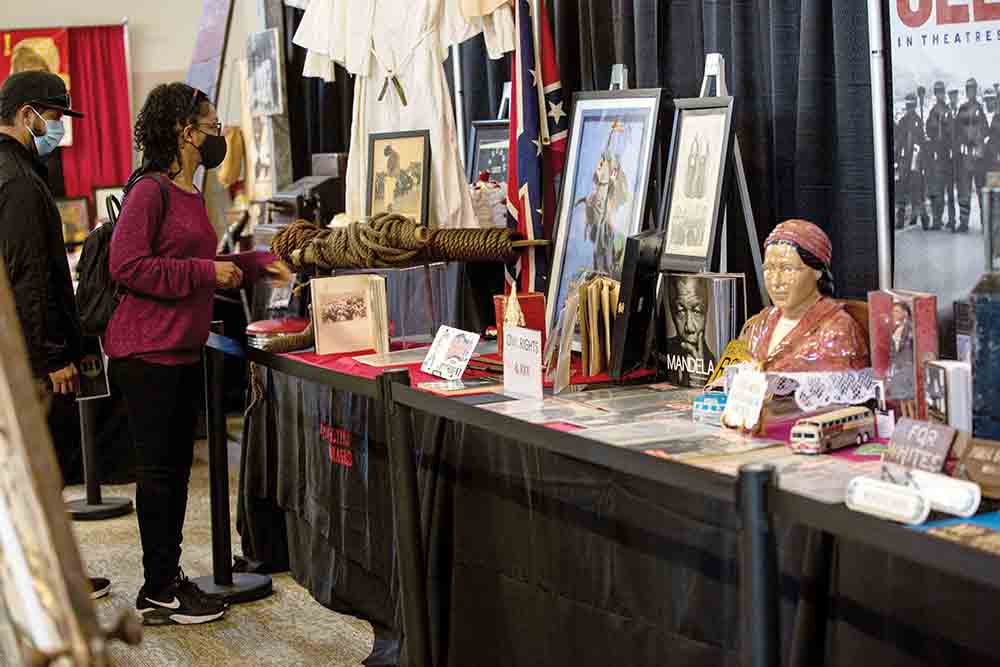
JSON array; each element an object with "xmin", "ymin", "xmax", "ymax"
[{"xmin": 764, "ymin": 219, "xmax": 835, "ymax": 296}]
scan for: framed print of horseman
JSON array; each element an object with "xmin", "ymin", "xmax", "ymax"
[{"xmin": 546, "ymin": 89, "xmax": 662, "ymax": 331}]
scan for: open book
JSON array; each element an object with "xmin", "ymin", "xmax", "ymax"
[{"xmin": 310, "ymin": 275, "xmax": 389, "ymax": 356}]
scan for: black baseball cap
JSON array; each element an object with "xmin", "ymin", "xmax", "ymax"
[{"xmin": 0, "ymin": 71, "xmax": 83, "ymax": 118}]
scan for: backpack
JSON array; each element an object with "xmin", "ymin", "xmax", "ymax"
[{"xmin": 76, "ymin": 173, "xmax": 169, "ymax": 336}]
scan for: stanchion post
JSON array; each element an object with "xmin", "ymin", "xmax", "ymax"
[
  {"xmin": 378, "ymin": 369, "xmax": 432, "ymax": 667},
  {"xmin": 192, "ymin": 327, "xmax": 273, "ymax": 604},
  {"xmin": 67, "ymin": 397, "xmax": 133, "ymax": 521},
  {"xmin": 738, "ymin": 463, "xmax": 779, "ymax": 667}
]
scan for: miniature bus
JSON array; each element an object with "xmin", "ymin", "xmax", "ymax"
[
  {"xmin": 788, "ymin": 406, "xmax": 875, "ymax": 454},
  {"xmin": 693, "ymin": 392, "xmax": 727, "ymax": 426}
]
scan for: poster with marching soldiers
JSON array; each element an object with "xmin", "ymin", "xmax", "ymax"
[{"xmin": 889, "ymin": 2, "xmax": 1000, "ymax": 312}]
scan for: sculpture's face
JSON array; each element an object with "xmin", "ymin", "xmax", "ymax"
[{"xmin": 763, "ymin": 244, "xmax": 821, "ymax": 313}]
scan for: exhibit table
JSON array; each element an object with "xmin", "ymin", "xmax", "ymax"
[{"xmin": 217, "ymin": 335, "xmax": 1000, "ymax": 667}]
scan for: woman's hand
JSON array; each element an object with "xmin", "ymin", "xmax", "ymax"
[
  {"xmin": 263, "ymin": 260, "xmax": 292, "ymax": 288},
  {"xmin": 214, "ymin": 261, "xmax": 243, "ymax": 289}
]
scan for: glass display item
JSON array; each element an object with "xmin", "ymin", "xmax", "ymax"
[{"xmin": 739, "ymin": 219, "xmax": 869, "ymax": 372}]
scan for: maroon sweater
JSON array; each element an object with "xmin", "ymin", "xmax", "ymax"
[{"xmin": 104, "ymin": 177, "xmax": 273, "ymax": 365}]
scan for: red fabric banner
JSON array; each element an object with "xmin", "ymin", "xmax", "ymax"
[{"xmin": 61, "ymin": 26, "xmax": 132, "ymax": 205}]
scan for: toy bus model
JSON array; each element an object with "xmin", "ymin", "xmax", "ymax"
[
  {"xmin": 789, "ymin": 406, "xmax": 875, "ymax": 454},
  {"xmin": 693, "ymin": 392, "xmax": 727, "ymax": 426}
]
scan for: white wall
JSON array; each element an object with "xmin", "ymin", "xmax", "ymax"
[{"xmin": 2, "ymin": 0, "xmax": 261, "ymax": 125}]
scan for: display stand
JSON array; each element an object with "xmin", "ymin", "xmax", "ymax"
[
  {"xmin": 66, "ymin": 399, "xmax": 134, "ymax": 521},
  {"xmin": 699, "ymin": 54, "xmax": 768, "ymax": 306},
  {"xmin": 191, "ymin": 328, "xmax": 273, "ymax": 604}
]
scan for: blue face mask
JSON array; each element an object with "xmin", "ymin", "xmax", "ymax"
[{"xmin": 27, "ymin": 107, "xmax": 65, "ymax": 157}]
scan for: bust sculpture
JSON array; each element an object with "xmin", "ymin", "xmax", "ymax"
[{"xmin": 739, "ymin": 219, "xmax": 869, "ymax": 372}]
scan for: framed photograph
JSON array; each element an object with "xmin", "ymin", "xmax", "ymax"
[
  {"xmin": 657, "ymin": 97, "xmax": 736, "ymax": 272},
  {"xmin": 93, "ymin": 185, "xmax": 125, "ymax": 224},
  {"xmin": 546, "ymin": 89, "xmax": 663, "ymax": 332},
  {"xmin": 467, "ymin": 119, "xmax": 510, "ymax": 183},
  {"xmin": 247, "ymin": 28, "xmax": 284, "ymax": 117},
  {"xmin": 55, "ymin": 197, "xmax": 89, "ymax": 245},
  {"xmin": 366, "ymin": 130, "xmax": 432, "ymax": 226}
]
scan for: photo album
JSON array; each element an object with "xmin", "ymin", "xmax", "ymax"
[{"xmin": 310, "ymin": 275, "xmax": 389, "ymax": 356}]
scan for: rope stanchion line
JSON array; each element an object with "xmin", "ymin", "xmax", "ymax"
[{"xmin": 270, "ymin": 213, "xmax": 549, "ymax": 271}]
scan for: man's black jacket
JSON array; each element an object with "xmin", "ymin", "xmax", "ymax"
[{"xmin": 0, "ymin": 133, "xmax": 81, "ymax": 378}]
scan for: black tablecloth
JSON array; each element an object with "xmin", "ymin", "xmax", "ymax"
[
  {"xmin": 241, "ymin": 372, "xmax": 1000, "ymax": 666},
  {"xmin": 239, "ymin": 368, "xmax": 398, "ymax": 630}
]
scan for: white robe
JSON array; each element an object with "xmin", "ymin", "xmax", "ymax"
[{"xmin": 291, "ymin": 0, "xmax": 515, "ymax": 228}]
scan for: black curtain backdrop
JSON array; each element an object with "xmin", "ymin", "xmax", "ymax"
[
  {"xmin": 283, "ymin": 7, "xmax": 355, "ymax": 181},
  {"xmin": 549, "ymin": 0, "xmax": 879, "ymax": 301},
  {"xmin": 281, "ymin": 2, "xmax": 878, "ymax": 300}
]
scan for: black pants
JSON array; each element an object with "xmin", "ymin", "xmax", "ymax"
[{"xmin": 110, "ymin": 358, "xmax": 200, "ymax": 595}]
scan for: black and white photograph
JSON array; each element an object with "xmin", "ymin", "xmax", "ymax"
[
  {"xmin": 889, "ymin": 6, "xmax": 1000, "ymax": 314},
  {"xmin": 367, "ymin": 130, "xmax": 432, "ymax": 226},
  {"xmin": 546, "ymin": 89, "xmax": 661, "ymax": 331},
  {"xmin": 247, "ymin": 28, "xmax": 284, "ymax": 117},
  {"xmin": 925, "ymin": 361, "xmax": 948, "ymax": 424},
  {"xmin": 647, "ymin": 272, "xmax": 745, "ymax": 388},
  {"xmin": 467, "ymin": 120, "xmax": 510, "ymax": 183},
  {"xmin": 658, "ymin": 97, "xmax": 735, "ymax": 272}
]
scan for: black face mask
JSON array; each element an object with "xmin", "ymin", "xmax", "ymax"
[{"xmin": 195, "ymin": 131, "xmax": 228, "ymax": 170}]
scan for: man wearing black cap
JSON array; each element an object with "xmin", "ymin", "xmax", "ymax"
[
  {"xmin": 895, "ymin": 93, "xmax": 925, "ymax": 230},
  {"xmin": 956, "ymin": 77, "xmax": 988, "ymax": 233},
  {"xmin": 0, "ymin": 71, "xmax": 110, "ymax": 599},
  {"xmin": 926, "ymin": 81, "xmax": 955, "ymax": 230}
]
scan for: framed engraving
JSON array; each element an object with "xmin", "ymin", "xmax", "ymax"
[{"xmin": 657, "ymin": 97, "xmax": 736, "ymax": 273}]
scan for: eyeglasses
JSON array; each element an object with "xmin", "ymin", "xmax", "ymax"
[
  {"xmin": 762, "ymin": 263, "xmax": 808, "ymax": 279},
  {"xmin": 196, "ymin": 121, "xmax": 223, "ymax": 136}
]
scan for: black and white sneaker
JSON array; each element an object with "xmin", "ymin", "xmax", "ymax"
[
  {"xmin": 90, "ymin": 577, "xmax": 111, "ymax": 600},
  {"xmin": 136, "ymin": 573, "xmax": 226, "ymax": 626}
]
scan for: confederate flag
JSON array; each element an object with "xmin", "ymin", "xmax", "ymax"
[{"xmin": 506, "ymin": 0, "xmax": 568, "ymax": 293}]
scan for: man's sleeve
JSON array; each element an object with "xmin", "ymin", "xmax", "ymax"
[{"xmin": 0, "ymin": 178, "xmax": 50, "ymax": 375}]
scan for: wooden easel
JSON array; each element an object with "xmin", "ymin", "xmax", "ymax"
[{"xmin": 699, "ymin": 54, "xmax": 769, "ymax": 306}]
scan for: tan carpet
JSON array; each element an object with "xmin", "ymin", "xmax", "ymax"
[{"xmin": 62, "ymin": 441, "xmax": 374, "ymax": 666}]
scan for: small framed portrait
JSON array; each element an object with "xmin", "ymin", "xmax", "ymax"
[
  {"xmin": 93, "ymin": 185, "xmax": 126, "ymax": 224},
  {"xmin": 657, "ymin": 97, "xmax": 736, "ymax": 273},
  {"xmin": 546, "ymin": 89, "xmax": 663, "ymax": 332},
  {"xmin": 467, "ymin": 119, "xmax": 510, "ymax": 184},
  {"xmin": 247, "ymin": 28, "xmax": 285, "ymax": 117},
  {"xmin": 55, "ymin": 197, "xmax": 90, "ymax": 245},
  {"xmin": 366, "ymin": 130, "xmax": 432, "ymax": 226}
]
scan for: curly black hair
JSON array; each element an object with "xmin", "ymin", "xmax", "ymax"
[{"xmin": 132, "ymin": 82, "xmax": 211, "ymax": 176}]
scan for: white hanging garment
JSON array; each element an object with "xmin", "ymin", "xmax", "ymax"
[{"xmin": 293, "ymin": 0, "xmax": 514, "ymax": 228}]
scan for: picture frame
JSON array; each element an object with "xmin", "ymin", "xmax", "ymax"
[
  {"xmin": 546, "ymin": 89, "xmax": 663, "ymax": 333},
  {"xmin": 466, "ymin": 119, "xmax": 510, "ymax": 184},
  {"xmin": 92, "ymin": 185, "xmax": 126, "ymax": 224},
  {"xmin": 247, "ymin": 28, "xmax": 285, "ymax": 117},
  {"xmin": 657, "ymin": 96, "xmax": 736, "ymax": 273},
  {"xmin": 366, "ymin": 130, "xmax": 432, "ymax": 227},
  {"xmin": 55, "ymin": 197, "xmax": 90, "ymax": 245}
]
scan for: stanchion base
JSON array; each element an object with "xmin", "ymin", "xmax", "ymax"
[
  {"xmin": 67, "ymin": 497, "xmax": 134, "ymax": 521},
  {"xmin": 191, "ymin": 573, "xmax": 273, "ymax": 605}
]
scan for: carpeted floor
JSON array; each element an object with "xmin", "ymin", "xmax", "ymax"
[{"xmin": 62, "ymin": 441, "xmax": 374, "ymax": 666}]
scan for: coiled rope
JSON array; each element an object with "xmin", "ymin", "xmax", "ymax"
[{"xmin": 271, "ymin": 212, "xmax": 543, "ymax": 271}]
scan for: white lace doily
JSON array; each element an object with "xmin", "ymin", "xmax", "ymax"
[{"xmin": 724, "ymin": 365, "xmax": 878, "ymax": 412}]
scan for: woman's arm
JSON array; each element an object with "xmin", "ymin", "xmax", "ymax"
[
  {"xmin": 217, "ymin": 250, "xmax": 279, "ymax": 286},
  {"xmin": 110, "ymin": 178, "xmax": 216, "ymax": 299}
]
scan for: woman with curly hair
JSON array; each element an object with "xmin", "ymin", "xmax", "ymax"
[{"xmin": 105, "ymin": 83, "xmax": 282, "ymax": 625}]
